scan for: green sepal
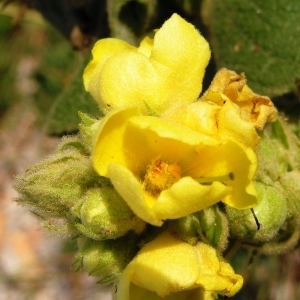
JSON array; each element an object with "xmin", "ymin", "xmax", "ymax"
[
  {"xmin": 78, "ymin": 112, "xmax": 103, "ymax": 154},
  {"xmin": 170, "ymin": 205, "xmax": 229, "ymax": 253},
  {"xmin": 256, "ymin": 116, "xmax": 300, "ymax": 184},
  {"xmin": 72, "ymin": 233, "xmax": 139, "ymax": 284},
  {"xmin": 226, "ymin": 181, "xmax": 288, "ymax": 243},
  {"xmin": 15, "ymin": 135, "xmax": 103, "ymax": 223}
]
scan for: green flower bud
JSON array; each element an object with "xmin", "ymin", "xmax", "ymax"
[
  {"xmin": 255, "ymin": 134, "xmax": 287, "ymax": 183},
  {"xmin": 73, "ymin": 234, "xmax": 138, "ymax": 284},
  {"xmin": 73, "ymin": 187, "xmax": 146, "ymax": 240},
  {"xmin": 197, "ymin": 205, "xmax": 229, "ymax": 253},
  {"xmin": 256, "ymin": 170, "xmax": 300, "ymax": 254},
  {"xmin": 256, "ymin": 117, "xmax": 300, "ymax": 184},
  {"xmin": 279, "ymin": 171, "xmax": 300, "ymax": 214},
  {"xmin": 226, "ymin": 181, "xmax": 287, "ymax": 243},
  {"xmin": 171, "ymin": 205, "xmax": 229, "ymax": 253},
  {"xmin": 78, "ymin": 112, "xmax": 103, "ymax": 154},
  {"xmin": 270, "ymin": 117, "xmax": 300, "ymax": 171},
  {"xmin": 170, "ymin": 214, "xmax": 200, "ymax": 246},
  {"xmin": 15, "ymin": 136, "xmax": 103, "ymax": 221}
]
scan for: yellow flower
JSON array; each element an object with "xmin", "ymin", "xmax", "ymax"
[
  {"xmin": 203, "ymin": 68, "xmax": 277, "ymax": 130},
  {"xmin": 114, "ymin": 232, "xmax": 243, "ymax": 300},
  {"xmin": 92, "ymin": 107, "xmax": 257, "ymax": 226},
  {"xmin": 83, "ymin": 13, "xmax": 210, "ymax": 115}
]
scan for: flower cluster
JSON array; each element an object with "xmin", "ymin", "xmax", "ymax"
[
  {"xmin": 17, "ymin": 13, "xmax": 300, "ymax": 300},
  {"xmin": 82, "ymin": 13, "xmax": 276, "ymax": 299}
]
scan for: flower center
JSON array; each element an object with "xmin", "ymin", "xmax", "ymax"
[{"xmin": 143, "ymin": 156, "xmax": 181, "ymax": 196}]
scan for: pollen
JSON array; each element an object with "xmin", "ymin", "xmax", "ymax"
[{"xmin": 143, "ymin": 156, "xmax": 181, "ymax": 196}]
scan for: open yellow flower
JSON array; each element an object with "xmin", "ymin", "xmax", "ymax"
[
  {"xmin": 114, "ymin": 231, "xmax": 243, "ymax": 300},
  {"xmin": 203, "ymin": 68, "xmax": 277, "ymax": 130},
  {"xmin": 92, "ymin": 107, "xmax": 257, "ymax": 226},
  {"xmin": 83, "ymin": 13, "xmax": 210, "ymax": 115}
]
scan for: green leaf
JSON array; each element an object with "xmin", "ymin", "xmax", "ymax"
[
  {"xmin": 208, "ymin": 0, "xmax": 300, "ymax": 97},
  {"xmin": 44, "ymin": 57, "xmax": 100, "ymax": 135},
  {"xmin": 107, "ymin": 0, "xmax": 157, "ymax": 45}
]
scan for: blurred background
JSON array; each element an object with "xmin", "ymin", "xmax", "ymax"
[{"xmin": 0, "ymin": 1, "xmax": 299, "ymax": 299}]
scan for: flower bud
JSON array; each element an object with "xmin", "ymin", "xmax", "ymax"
[
  {"xmin": 171, "ymin": 205, "xmax": 229, "ymax": 253},
  {"xmin": 73, "ymin": 187, "xmax": 146, "ymax": 240},
  {"xmin": 170, "ymin": 214, "xmax": 200, "ymax": 246},
  {"xmin": 73, "ymin": 234, "xmax": 138, "ymax": 284},
  {"xmin": 197, "ymin": 206, "xmax": 229, "ymax": 252},
  {"xmin": 15, "ymin": 137, "xmax": 103, "ymax": 222},
  {"xmin": 256, "ymin": 117, "xmax": 300, "ymax": 184},
  {"xmin": 279, "ymin": 171, "xmax": 300, "ymax": 215},
  {"xmin": 255, "ymin": 132, "xmax": 287, "ymax": 183},
  {"xmin": 226, "ymin": 181, "xmax": 287, "ymax": 243}
]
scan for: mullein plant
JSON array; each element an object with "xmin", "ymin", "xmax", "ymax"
[{"xmin": 15, "ymin": 14, "xmax": 300, "ymax": 299}]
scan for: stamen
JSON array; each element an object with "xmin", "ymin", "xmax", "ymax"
[
  {"xmin": 143, "ymin": 156, "xmax": 181, "ymax": 196},
  {"xmin": 194, "ymin": 172, "xmax": 234, "ymax": 184}
]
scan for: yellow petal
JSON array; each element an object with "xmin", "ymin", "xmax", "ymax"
[
  {"xmin": 202, "ymin": 91, "xmax": 260, "ymax": 148},
  {"xmin": 195, "ymin": 242, "xmax": 243, "ymax": 297},
  {"xmin": 162, "ymin": 101, "xmax": 220, "ymax": 138},
  {"xmin": 93, "ymin": 107, "xmax": 141, "ymax": 177},
  {"xmin": 98, "ymin": 49, "xmax": 159, "ymax": 112},
  {"xmin": 187, "ymin": 138, "xmax": 257, "ymax": 209},
  {"xmin": 83, "ymin": 38, "xmax": 134, "ymax": 106},
  {"xmin": 154, "ymin": 177, "xmax": 230, "ymax": 220},
  {"xmin": 217, "ymin": 97, "xmax": 260, "ymax": 148},
  {"xmin": 115, "ymin": 232, "xmax": 243, "ymax": 300},
  {"xmin": 138, "ymin": 36, "xmax": 154, "ymax": 58},
  {"xmin": 149, "ymin": 13, "xmax": 211, "ymax": 106}
]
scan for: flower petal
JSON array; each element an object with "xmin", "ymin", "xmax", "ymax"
[
  {"xmin": 93, "ymin": 107, "xmax": 140, "ymax": 177},
  {"xmin": 154, "ymin": 177, "xmax": 231, "ymax": 220},
  {"xmin": 83, "ymin": 38, "xmax": 134, "ymax": 105},
  {"xmin": 202, "ymin": 91, "xmax": 260, "ymax": 148},
  {"xmin": 187, "ymin": 138, "xmax": 258, "ymax": 209},
  {"xmin": 148, "ymin": 13, "xmax": 211, "ymax": 107},
  {"xmin": 162, "ymin": 101, "xmax": 220, "ymax": 138}
]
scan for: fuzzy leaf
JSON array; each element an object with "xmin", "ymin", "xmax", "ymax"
[
  {"xmin": 44, "ymin": 58, "xmax": 100, "ymax": 135},
  {"xmin": 208, "ymin": 0, "xmax": 300, "ymax": 97}
]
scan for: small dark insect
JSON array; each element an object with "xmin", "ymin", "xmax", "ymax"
[{"xmin": 250, "ymin": 208, "xmax": 261, "ymax": 230}]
